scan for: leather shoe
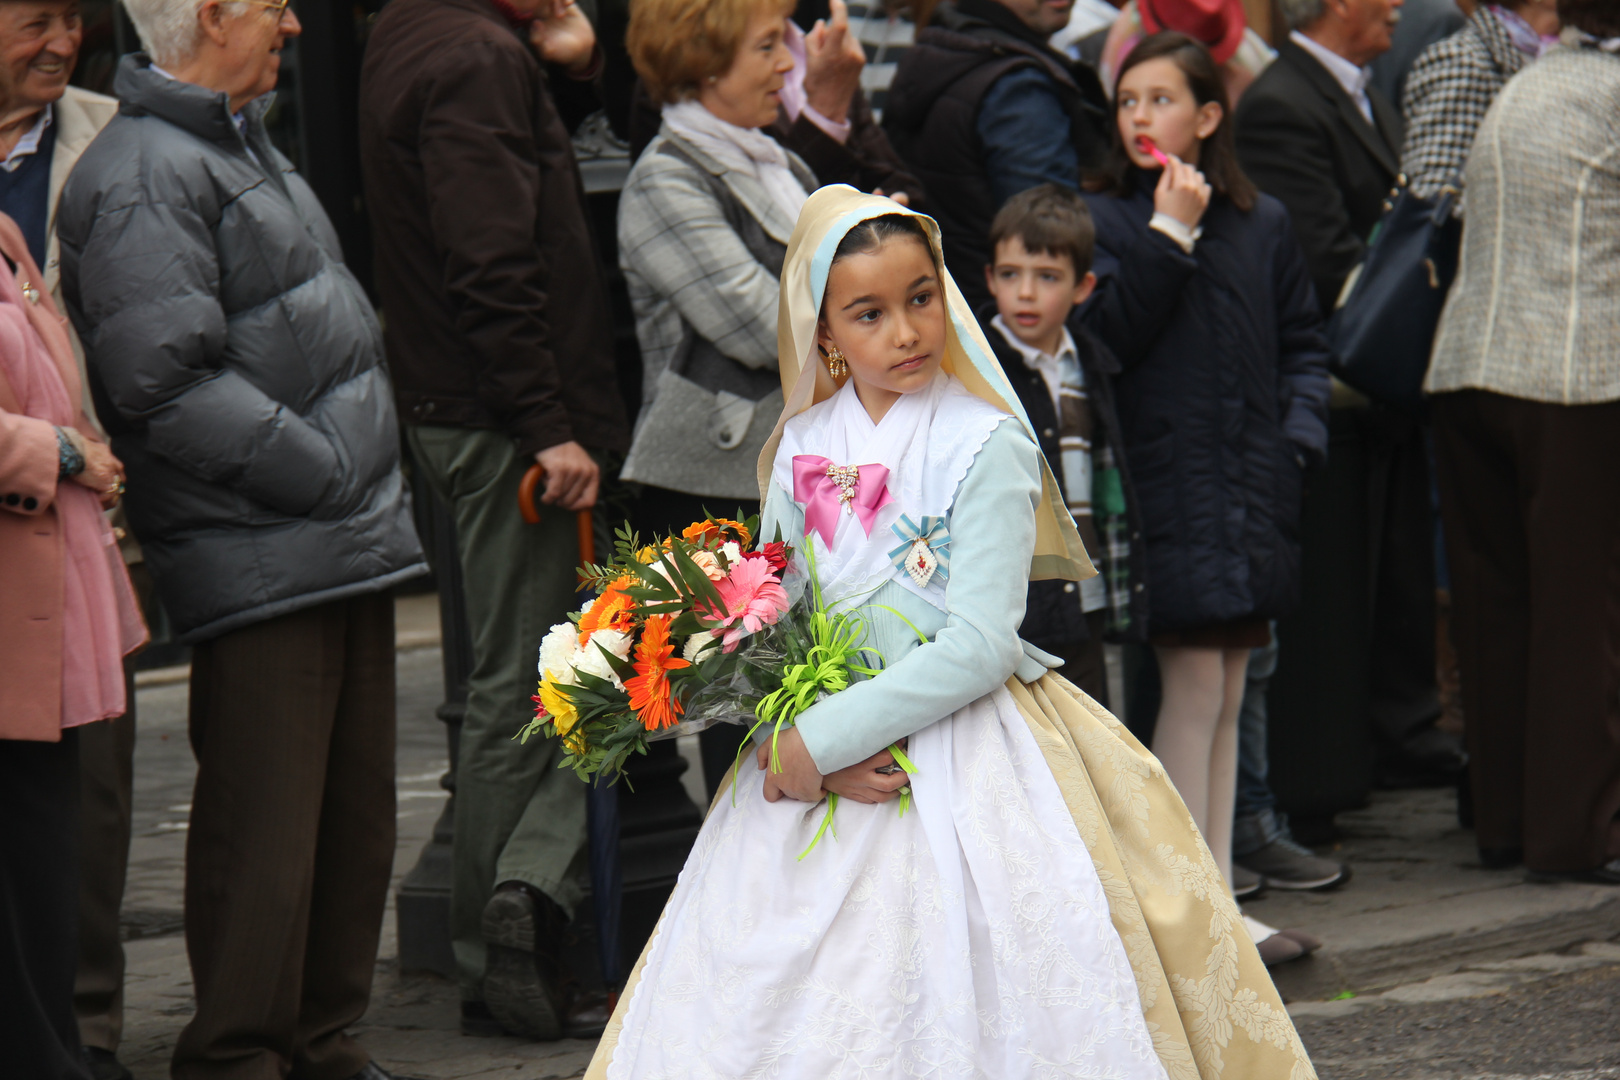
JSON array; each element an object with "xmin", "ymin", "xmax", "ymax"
[
  {"xmin": 461, "ymin": 999, "xmax": 505, "ymax": 1037},
  {"xmin": 346, "ymin": 1062, "xmax": 427, "ymax": 1080},
  {"xmin": 564, "ymin": 985, "xmax": 617, "ymax": 1040},
  {"xmin": 82, "ymin": 1047, "xmax": 134, "ymax": 1080},
  {"xmin": 1526, "ymin": 857, "xmax": 1620, "ymax": 885},
  {"xmin": 483, "ymin": 881, "xmax": 568, "ymax": 1040},
  {"xmin": 1479, "ymin": 846, "xmax": 1523, "ymax": 869}
]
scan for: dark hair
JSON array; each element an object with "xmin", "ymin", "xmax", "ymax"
[
  {"xmin": 830, "ymin": 213, "xmax": 932, "ymax": 264},
  {"xmin": 1558, "ymin": 0, "xmax": 1620, "ymax": 37},
  {"xmin": 1086, "ymin": 31, "xmax": 1258, "ymax": 214},
  {"xmin": 986, "ymin": 184, "xmax": 1096, "ymax": 278}
]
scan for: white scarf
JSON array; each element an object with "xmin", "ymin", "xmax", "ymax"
[
  {"xmin": 773, "ymin": 372, "xmax": 1009, "ymax": 612},
  {"xmin": 661, "ymin": 99, "xmax": 808, "ymax": 225}
]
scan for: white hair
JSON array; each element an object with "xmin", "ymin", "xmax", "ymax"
[
  {"xmin": 120, "ymin": 0, "xmax": 246, "ymax": 66},
  {"xmin": 1277, "ymin": 0, "xmax": 1327, "ymax": 31}
]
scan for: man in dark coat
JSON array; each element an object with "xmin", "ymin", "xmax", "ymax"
[
  {"xmin": 883, "ymin": 0, "xmax": 1112, "ymax": 308},
  {"xmin": 359, "ymin": 0, "xmax": 629, "ymax": 1043},
  {"xmin": 58, "ymin": 4, "xmax": 428, "ymax": 1077},
  {"xmin": 1235, "ymin": 0, "xmax": 1465, "ymax": 790}
]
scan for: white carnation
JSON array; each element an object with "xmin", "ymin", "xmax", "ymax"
[
  {"xmin": 590, "ymin": 627, "xmax": 633, "ymax": 660},
  {"xmin": 682, "ymin": 630, "xmax": 719, "ymax": 663},
  {"xmin": 580, "ymin": 596, "xmax": 597, "ymax": 614},
  {"xmin": 575, "ymin": 640, "xmax": 624, "ymax": 688},
  {"xmin": 719, "ymin": 541, "xmax": 743, "ymax": 569},
  {"xmin": 538, "ymin": 622, "xmax": 580, "ymax": 680}
]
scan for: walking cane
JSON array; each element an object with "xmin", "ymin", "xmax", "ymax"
[{"xmin": 518, "ymin": 464, "xmax": 624, "ymax": 992}]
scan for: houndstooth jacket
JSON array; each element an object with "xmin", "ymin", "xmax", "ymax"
[
  {"xmin": 1401, "ymin": 6, "xmax": 1532, "ymax": 211},
  {"xmin": 1426, "ymin": 38, "xmax": 1620, "ymax": 404}
]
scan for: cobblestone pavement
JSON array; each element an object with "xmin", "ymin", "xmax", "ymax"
[
  {"xmin": 119, "ymin": 643, "xmax": 602, "ymax": 1080},
  {"xmin": 1295, "ymin": 943, "xmax": 1620, "ymax": 1079}
]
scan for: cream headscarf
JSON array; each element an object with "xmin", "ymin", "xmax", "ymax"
[{"xmin": 756, "ymin": 185, "xmax": 1097, "ymax": 584}]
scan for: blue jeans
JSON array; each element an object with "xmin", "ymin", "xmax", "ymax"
[{"xmin": 1233, "ymin": 628, "xmax": 1288, "ymax": 858}]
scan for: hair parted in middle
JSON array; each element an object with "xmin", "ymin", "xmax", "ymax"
[
  {"xmin": 628, "ymin": 0, "xmax": 798, "ymax": 106},
  {"xmin": 829, "ymin": 212, "xmax": 933, "ymax": 265},
  {"xmin": 1087, "ymin": 31, "xmax": 1258, "ymax": 214},
  {"xmin": 987, "ymin": 184, "xmax": 1097, "ymax": 280}
]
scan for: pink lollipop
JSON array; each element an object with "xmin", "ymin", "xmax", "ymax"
[{"xmin": 1135, "ymin": 135, "xmax": 1171, "ymax": 167}]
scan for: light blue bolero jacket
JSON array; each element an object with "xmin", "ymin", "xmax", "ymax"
[{"xmin": 761, "ymin": 417, "xmax": 1063, "ymax": 774}]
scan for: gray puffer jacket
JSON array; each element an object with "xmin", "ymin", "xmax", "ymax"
[{"xmin": 59, "ymin": 56, "xmax": 425, "ymax": 642}]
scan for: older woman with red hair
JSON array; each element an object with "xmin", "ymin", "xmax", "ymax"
[{"xmin": 0, "ymin": 210, "xmax": 144, "ymax": 1077}]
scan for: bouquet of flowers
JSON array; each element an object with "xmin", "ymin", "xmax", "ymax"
[{"xmin": 522, "ymin": 515, "xmax": 916, "ymax": 855}]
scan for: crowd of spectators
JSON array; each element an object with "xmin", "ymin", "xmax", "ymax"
[{"xmin": 2, "ymin": 0, "xmax": 1616, "ymax": 1074}]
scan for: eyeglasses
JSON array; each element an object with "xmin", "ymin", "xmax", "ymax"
[{"xmin": 243, "ymin": 0, "xmax": 293, "ymax": 14}]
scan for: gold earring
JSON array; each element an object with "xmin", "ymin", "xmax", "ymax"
[{"xmin": 826, "ymin": 345, "xmax": 849, "ymax": 380}]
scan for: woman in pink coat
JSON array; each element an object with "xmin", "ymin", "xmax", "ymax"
[{"xmin": 0, "ymin": 210, "xmax": 145, "ymax": 1079}]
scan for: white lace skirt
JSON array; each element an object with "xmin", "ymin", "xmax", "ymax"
[{"xmin": 605, "ymin": 686, "xmax": 1171, "ymax": 1079}]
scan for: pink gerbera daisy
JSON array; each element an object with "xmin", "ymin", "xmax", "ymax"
[{"xmin": 707, "ymin": 556, "xmax": 791, "ymax": 651}]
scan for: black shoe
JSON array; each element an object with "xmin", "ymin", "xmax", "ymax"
[
  {"xmin": 1526, "ymin": 857, "xmax": 1620, "ymax": 885},
  {"xmin": 482, "ymin": 881, "xmax": 567, "ymax": 1040},
  {"xmin": 347, "ymin": 1063, "xmax": 427, "ymax": 1080},
  {"xmin": 1377, "ymin": 728, "xmax": 1468, "ymax": 789},
  {"xmin": 82, "ymin": 1047, "xmax": 134, "ymax": 1080},
  {"xmin": 461, "ymin": 999, "xmax": 505, "ymax": 1037},
  {"xmin": 1479, "ymin": 846, "xmax": 1523, "ymax": 869}
]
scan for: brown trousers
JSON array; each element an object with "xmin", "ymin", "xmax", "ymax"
[
  {"xmin": 1432, "ymin": 390, "xmax": 1620, "ymax": 872},
  {"xmin": 172, "ymin": 593, "xmax": 396, "ymax": 1080}
]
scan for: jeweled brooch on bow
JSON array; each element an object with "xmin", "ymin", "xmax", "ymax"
[
  {"xmin": 888, "ymin": 515, "xmax": 951, "ymax": 589},
  {"xmin": 826, "ymin": 462, "xmax": 860, "ymax": 511}
]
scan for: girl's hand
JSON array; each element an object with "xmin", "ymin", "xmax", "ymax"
[
  {"xmin": 823, "ymin": 746, "xmax": 911, "ymax": 804},
  {"xmin": 757, "ymin": 726, "xmax": 826, "ymax": 803},
  {"xmin": 1153, "ymin": 153, "xmax": 1211, "ymax": 230},
  {"xmin": 71, "ymin": 436, "xmax": 125, "ymax": 509}
]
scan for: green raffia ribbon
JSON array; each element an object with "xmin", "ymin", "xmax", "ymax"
[{"xmin": 728, "ymin": 544, "xmax": 925, "ymax": 857}]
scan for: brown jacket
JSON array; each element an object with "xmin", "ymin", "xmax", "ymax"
[{"xmin": 358, "ymin": 0, "xmax": 628, "ymax": 457}]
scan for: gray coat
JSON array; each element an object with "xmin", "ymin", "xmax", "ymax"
[
  {"xmin": 58, "ymin": 56, "xmax": 425, "ymax": 642},
  {"xmin": 617, "ymin": 126, "xmax": 813, "ymax": 500},
  {"xmin": 1426, "ymin": 38, "xmax": 1620, "ymax": 406}
]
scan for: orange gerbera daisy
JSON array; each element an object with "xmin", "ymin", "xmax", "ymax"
[
  {"xmin": 578, "ymin": 575, "xmax": 637, "ymax": 646},
  {"xmin": 681, "ymin": 517, "xmax": 752, "ymax": 547},
  {"xmin": 625, "ymin": 614, "xmax": 690, "ymax": 732}
]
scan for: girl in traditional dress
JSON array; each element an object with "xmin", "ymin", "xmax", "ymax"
[{"xmin": 586, "ymin": 186, "xmax": 1316, "ymax": 1080}]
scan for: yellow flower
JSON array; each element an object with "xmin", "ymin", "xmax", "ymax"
[
  {"xmin": 635, "ymin": 545, "xmax": 660, "ymax": 564},
  {"xmin": 537, "ymin": 673, "xmax": 581, "ymax": 738}
]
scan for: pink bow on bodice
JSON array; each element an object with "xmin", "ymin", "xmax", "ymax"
[{"xmin": 792, "ymin": 454, "xmax": 894, "ymax": 548}]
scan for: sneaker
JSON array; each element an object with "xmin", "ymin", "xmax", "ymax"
[
  {"xmin": 1237, "ymin": 837, "xmax": 1350, "ymax": 891},
  {"xmin": 1231, "ymin": 862, "xmax": 1265, "ymax": 900}
]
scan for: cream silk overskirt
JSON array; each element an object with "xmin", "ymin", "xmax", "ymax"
[{"xmin": 585, "ymin": 672, "xmax": 1317, "ymax": 1080}]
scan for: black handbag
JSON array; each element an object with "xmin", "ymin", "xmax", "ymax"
[{"xmin": 1326, "ymin": 179, "xmax": 1462, "ymax": 411}]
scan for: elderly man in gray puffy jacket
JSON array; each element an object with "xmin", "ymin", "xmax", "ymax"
[{"xmin": 56, "ymin": 2, "xmax": 426, "ymax": 1079}]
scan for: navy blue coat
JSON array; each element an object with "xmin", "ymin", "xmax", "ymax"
[{"xmin": 1080, "ymin": 172, "xmax": 1330, "ymax": 635}]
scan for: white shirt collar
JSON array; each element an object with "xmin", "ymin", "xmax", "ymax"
[
  {"xmin": 1, "ymin": 104, "xmax": 54, "ymax": 173},
  {"xmin": 992, "ymin": 314, "xmax": 1079, "ymax": 405},
  {"xmin": 1290, "ymin": 30, "xmax": 1373, "ymax": 124}
]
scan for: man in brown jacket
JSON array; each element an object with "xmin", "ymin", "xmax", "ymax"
[{"xmin": 359, "ymin": 0, "xmax": 629, "ymax": 1042}]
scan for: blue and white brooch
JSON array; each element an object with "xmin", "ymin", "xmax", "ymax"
[{"xmin": 887, "ymin": 515, "xmax": 951, "ymax": 589}]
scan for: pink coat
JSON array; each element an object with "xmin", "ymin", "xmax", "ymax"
[{"xmin": 0, "ymin": 214, "xmax": 145, "ymax": 741}]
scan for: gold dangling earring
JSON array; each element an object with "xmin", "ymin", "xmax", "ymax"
[{"xmin": 826, "ymin": 345, "xmax": 849, "ymax": 381}]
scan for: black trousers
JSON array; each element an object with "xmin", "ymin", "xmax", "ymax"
[
  {"xmin": 1433, "ymin": 390, "xmax": 1620, "ymax": 871},
  {"xmin": 0, "ymin": 729, "xmax": 89, "ymax": 1080}
]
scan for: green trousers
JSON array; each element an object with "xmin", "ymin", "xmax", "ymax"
[{"xmin": 407, "ymin": 426, "xmax": 588, "ymax": 1001}]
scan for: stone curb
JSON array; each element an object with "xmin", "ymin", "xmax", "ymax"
[{"xmin": 1272, "ymin": 890, "xmax": 1620, "ymax": 1002}]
